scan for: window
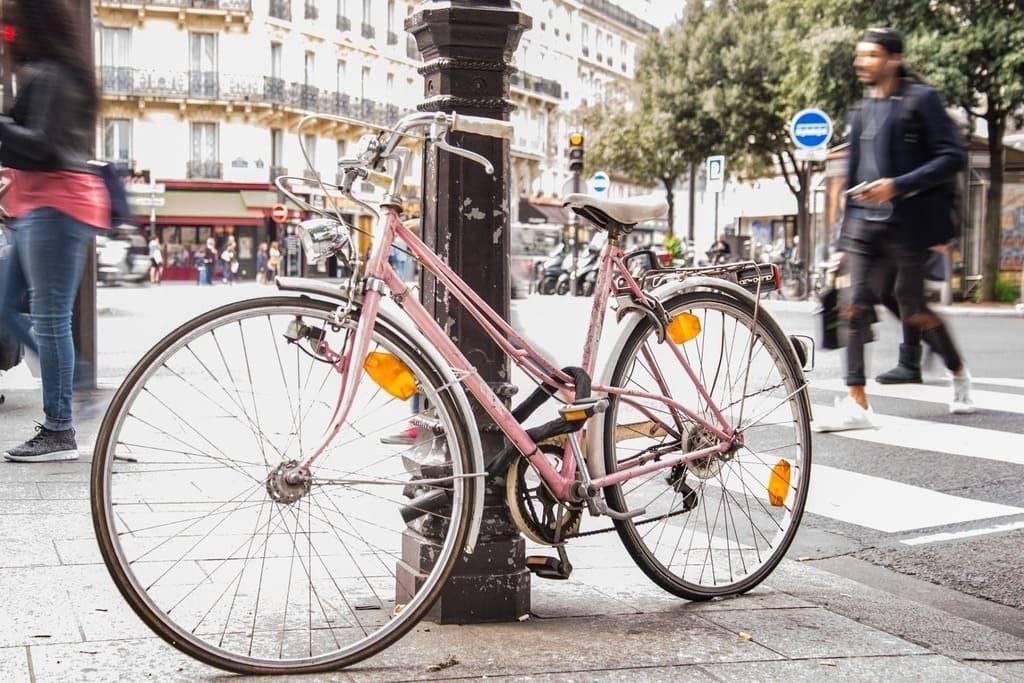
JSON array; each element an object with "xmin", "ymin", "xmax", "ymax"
[
  {"xmin": 189, "ymin": 33, "xmax": 217, "ymax": 98},
  {"xmin": 386, "ymin": 0, "xmax": 395, "ymax": 33},
  {"xmin": 337, "ymin": 139, "xmax": 347, "ymax": 163},
  {"xmin": 386, "ymin": 72, "xmax": 394, "ymax": 93},
  {"xmin": 362, "ymin": 0, "xmax": 371, "ymax": 24},
  {"xmin": 360, "ymin": 66, "xmax": 370, "ymax": 99},
  {"xmin": 271, "ymin": 128, "xmax": 284, "ymax": 168},
  {"xmin": 100, "ymin": 27, "xmax": 131, "ymax": 93},
  {"xmin": 190, "ymin": 122, "xmax": 219, "ymax": 178},
  {"xmin": 103, "ymin": 119, "xmax": 131, "ymax": 162},
  {"xmin": 303, "ymin": 133, "xmax": 317, "ymax": 173},
  {"xmin": 270, "ymin": 42, "xmax": 282, "ymax": 78},
  {"xmin": 337, "ymin": 59, "xmax": 347, "ymax": 91},
  {"xmin": 304, "ymin": 50, "xmax": 315, "ymax": 86}
]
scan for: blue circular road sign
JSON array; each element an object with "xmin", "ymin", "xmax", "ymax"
[
  {"xmin": 790, "ymin": 108, "xmax": 833, "ymax": 149},
  {"xmin": 591, "ymin": 171, "xmax": 610, "ymax": 194}
]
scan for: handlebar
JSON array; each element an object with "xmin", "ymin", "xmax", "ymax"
[{"xmin": 450, "ymin": 112, "xmax": 514, "ymax": 140}]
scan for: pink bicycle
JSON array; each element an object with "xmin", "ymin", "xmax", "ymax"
[{"xmin": 91, "ymin": 111, "xmax": 812, "ymax": 674}]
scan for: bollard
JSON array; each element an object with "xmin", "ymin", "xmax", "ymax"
[{"xmin": 397, "ymin": 0, "xmax": 532, "ymax": 623}]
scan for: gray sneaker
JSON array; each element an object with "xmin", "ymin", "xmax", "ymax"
[{"xmin": 4, "ymin": 425, "xmax": 79, "ymax": 462}]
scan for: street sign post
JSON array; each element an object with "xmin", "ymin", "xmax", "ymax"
[
  {"xmin": 706, "ymin": 155, "xmax": 725, "ymax": 194},
  {"xmin": 789, "ymin": 108, "xmax": 833, "ymax": 150},
  {"xmin": 590, "ymin": 171, "xmax": 610, "ymax": 195}
]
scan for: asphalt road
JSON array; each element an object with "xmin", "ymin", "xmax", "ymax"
[{"xmin": 50, "ymin": 281, "xmax": 1024, "ymax": 646}]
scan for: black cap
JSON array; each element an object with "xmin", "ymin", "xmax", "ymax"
[{"xmin": 861, "ymin": 27, "xmax": 904, "ymax": 54}]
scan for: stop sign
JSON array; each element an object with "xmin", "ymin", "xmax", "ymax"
[{"xmin": 272, "ymin": 204, "xmax": 288, "ymax": 222}]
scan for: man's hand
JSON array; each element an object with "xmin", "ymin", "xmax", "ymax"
[{"xmin": 854, "ymin": 178, "xmax": 896, "ymax": 203}]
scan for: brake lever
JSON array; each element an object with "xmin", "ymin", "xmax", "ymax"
[{"xmin": 434, "ymin": 134, "xmax": 494, "ymax": 175}]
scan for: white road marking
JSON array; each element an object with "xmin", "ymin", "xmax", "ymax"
[
  {"xmin": 813, "ymin": 377, "xmax": 1024, "ymax": 415},
  {"xmin": 811, "ymin": 402, "xmax": 1024, "ymax": 467},
  {"xmin": 807, "ymin": 464, "xmax": 1024, "ymax": 533},
  {"xmin": 901, "ymin": 520, "xmax": 1024, "ymax": 546},
  {"xmin": 971, "ymin": 377, "xmax": 1024, "ymax": 390}
]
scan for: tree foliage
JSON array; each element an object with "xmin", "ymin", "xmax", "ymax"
[{"xmin": 583, "ymin": 0, "xmax": 1024, "ymax": 300}]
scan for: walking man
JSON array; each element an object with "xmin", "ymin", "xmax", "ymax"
[{"xmin": 816, "ymin": 27, "xmax": 973, "ymax": 432}]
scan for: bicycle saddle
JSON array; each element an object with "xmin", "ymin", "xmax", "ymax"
[{"xmin": 563, "ymin": 193, "xmax": 668, "ymax": 227}]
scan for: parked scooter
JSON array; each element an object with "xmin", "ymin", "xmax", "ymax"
[
  {"xmin": 536, "ymin": 243, "xmax": 567, "ymax": 295},
  {"xmin": 556, "ymin": 232, "xmax": 606, "ymax": 296}
]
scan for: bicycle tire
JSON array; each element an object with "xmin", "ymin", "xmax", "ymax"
[
  {"xmin": 603, "ymin": 290, "xmax": 811, "ymax": 600},
  {"xmin": 91, "ymin": 296, "xmax": 476, "ymax": 674}
]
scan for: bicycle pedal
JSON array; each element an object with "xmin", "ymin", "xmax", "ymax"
[{"xmin": 526, "ymin": 554, "xmax": 573, "ymax": 580}]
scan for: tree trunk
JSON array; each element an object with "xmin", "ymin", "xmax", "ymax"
[
  {"xmin": 662, "ymin": 176, "xmax": 675, "ymax": 238},
  {"xmin": 688, "ymin": 162, "xmax": 697, "ymax": 243},
  {"xmin": 982, "ymin": 112, "xmax": 1005, "ymax": 303}
]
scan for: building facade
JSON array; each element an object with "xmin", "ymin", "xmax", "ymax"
[{"xmin": 93, "ymin": 0, "xmax": 660, "ymax": 279}]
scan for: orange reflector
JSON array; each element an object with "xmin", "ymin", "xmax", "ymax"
[
  {"xmin": 562, "ymin": 409, "xmax": 588, "ymax": 421},
  {"xmin": 363, "ymin": 352, "xmax": 417, "ymax": 400},
  {"xmin": 666, "ymin": 313, "xmax": 701, "ymax": 344},
  {"xmin": 768, "ymin": 459, "xmax": 790, "ymax": 507}
]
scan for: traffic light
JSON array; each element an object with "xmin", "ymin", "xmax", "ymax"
[{"xmin": 568, "ymin": 132, "xmax": 584, "ymax": 173}]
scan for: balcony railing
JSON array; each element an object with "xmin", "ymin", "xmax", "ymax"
[
  {"xmin": 100, "ymin": 67, "xmax": 414, "ymax": 125},
  {"xmin": 187, "ymin": 160, "xmax": 222, "ymax": 179},
  {"xmin": 510, "ymin": 71, "xmax": 562, "ymax": 100},
  {"xmin": 387, "ymin": 31, "xmax": 398, "ymax": 45},
  {"xmin": 336, "ymin": 14, "xmax": 351, "ymax": 31},
  {"xmin": 189, "ymin": 70, "xmax": 218, "ymax": 99},
  {"xmin": 270, "ymin": 165, "xmax": 289, "ymax": 182},
  {"xmin": 98, "ymin": 0, "xmax": 252, "ymax": 10},
  {"xmin": 304, "ymin": 1, "xmax": 318, "ymax": 20},
  {"xmin": 269, "ymin": 0, "xmax": 290, "ymax": 20},
  {"xmin": 361, "ymin": 22, "xmax": 375, "ymax": 39}
]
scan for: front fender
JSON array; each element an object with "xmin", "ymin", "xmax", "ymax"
[{"xmin": 274, "ymin": 277, "xmax": 486, "ymax": 553}]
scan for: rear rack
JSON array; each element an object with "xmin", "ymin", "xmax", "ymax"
[{"xmin": 639, "ymin": 262, "xmax": 781, "ymax": 297}]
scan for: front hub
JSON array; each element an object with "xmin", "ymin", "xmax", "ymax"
[{"xmin": 265, "ymin": 460, "xmax": 312, "ymax": 505}]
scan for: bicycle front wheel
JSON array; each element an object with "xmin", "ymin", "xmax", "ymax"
[
  {"xmin": 603, "ymin": 290, "xmax": 811, "ymax": 600},
  {"xmin": 91, "ymin": 296, "xmax": 476, "ymax": 674}
]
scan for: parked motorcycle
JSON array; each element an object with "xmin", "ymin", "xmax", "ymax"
[{"xmin": 536, "ymin": 243, "xmax": 566, "ymax": 295}]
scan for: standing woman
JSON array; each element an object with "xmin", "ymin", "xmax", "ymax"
[{"xmin": 0, "ymin": 0, "xmax": 110, "ymax": 462}]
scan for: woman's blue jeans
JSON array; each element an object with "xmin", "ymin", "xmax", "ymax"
[{"xmin": 0, "ymin": 208, "xmax": 94, "ymax": 431}]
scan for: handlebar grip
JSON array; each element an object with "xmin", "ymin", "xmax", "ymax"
[
  {"xmin": 450, "ymin": 113, "xmax": 514, "ymax": 140},
  {"xmin": 366, "ymin": 170, "xmax": 395, "ymax": 187}
]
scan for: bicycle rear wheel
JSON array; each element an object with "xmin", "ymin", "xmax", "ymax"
[
  {"xmin": 91, "ymin": 296, "xmax": 476, "ymax": 674},
  {"xmin": 603, "ymin": 290, "xmax": 811, "ymax": 600}
]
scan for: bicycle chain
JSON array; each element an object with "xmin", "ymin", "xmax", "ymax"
[{"xmin": 564, "ymin": 506, "xmax": 694, "ymax": 539}]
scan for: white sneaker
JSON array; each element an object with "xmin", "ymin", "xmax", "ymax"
[
  {"xmin": 814, "ymin": 395, "xmax": 875, "ymax": 432},
  {"xmin": 950, "ymin": 371, "xmax": 976, "ymax": 414}
]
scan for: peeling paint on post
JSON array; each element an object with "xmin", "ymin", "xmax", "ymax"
[{"xmin": 397, "ymin": 1, "xmax": 532, "ymax": 624}]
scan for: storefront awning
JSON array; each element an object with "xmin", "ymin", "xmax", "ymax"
[
  {"xmin": 155, "ymin": 190, "xmax": 264, "ymax": 226},
  {"xmin": 519, "ymin": 198, "xmax": 568, "ymax": 225}
]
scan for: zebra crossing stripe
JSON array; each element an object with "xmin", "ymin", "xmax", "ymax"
[
  {"xmin": 971, "ymin": 377, "xmax": 1024, "ymax": 390},
  {"xmin": 807, "ymin": 464, "xmax": 1024, "ymax": 533},
  {"xmin": 813, "ymin": 377, "xmax": 1024, "ymax": 415},
  {"xmin": 901, "ymin": 520, "xmax": 1024, "ymax": 546},
  {"xmin": 810, "ymin": 406, "xmax": 1024, "ymax": 467}
]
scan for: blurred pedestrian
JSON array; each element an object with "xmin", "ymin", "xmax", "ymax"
[
  {"xmin": 817, "ymin": 27, "xmax": 972, "ymax": 432},
  {"xmin": 0, "ymin": 0, "xmax": 110, "ymax": 461},
  {"xmin": 148, "ymin": 235, "xmax": 164, "ymax": 284},
  {"xmin": 256, "ymin": 242, "xmax": 270, "ymax": 283},
  {"xmin": 268, "ymin": 241, "xmax": 281, "ymax": 279},
  {"xmin": 200, "ymin": 237, "xmax": 217, "ymax": 285},
  {"xmin": 220, "ymin": 236, "xmax": 237, "ymax": 285},
  {"xmin": 708, "ymin": 234, "xmax": 731, "ymax": 265}
]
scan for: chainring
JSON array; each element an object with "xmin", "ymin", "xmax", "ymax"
[{"xmin": 505, "ymin": 444, "xmax": 583, "ymax": 545}]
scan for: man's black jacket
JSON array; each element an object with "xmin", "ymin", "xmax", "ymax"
[{"xmin": 843, "ymin": 79, "xmax": 965, "ymax": 250}]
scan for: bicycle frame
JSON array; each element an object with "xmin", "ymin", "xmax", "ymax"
[{"xmin": 297, "ymin": 206, "xmax": 738, "ymax": 504}]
